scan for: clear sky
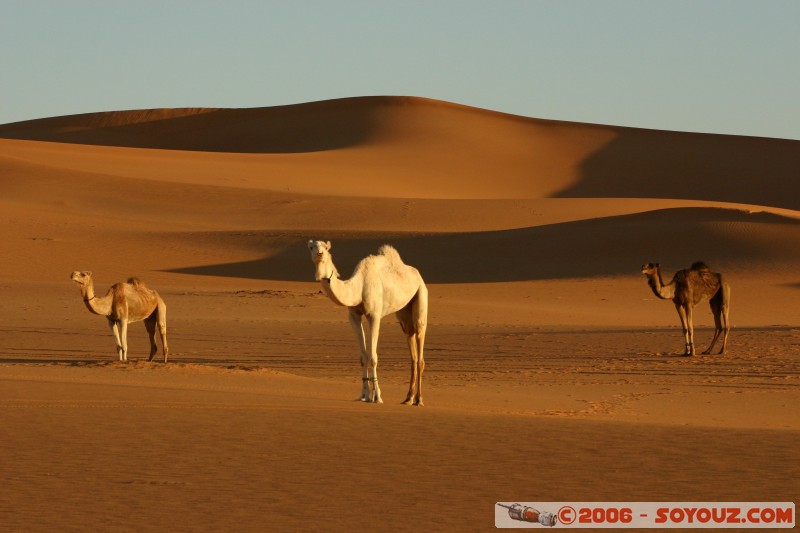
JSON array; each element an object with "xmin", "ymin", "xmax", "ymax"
[{"xmin": 2, "ymin": 1, "xmax": 799, "ymax": 140}]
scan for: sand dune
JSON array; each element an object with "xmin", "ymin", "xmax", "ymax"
[
  {"xmin": 3, "ymin": 96, "xmax": 799, "ymax": 206},
  {"xmin": 0, "ymin": 96, "xmax": 608, "ymax": 155},
  {"xmin": 1, "ymin": 97, "xmax": 798, "ymax": 531}
]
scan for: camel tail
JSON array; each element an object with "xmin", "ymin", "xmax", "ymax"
[{"xmin": 378, "ymin": 244, "xmax": 405, "ymax": 265}]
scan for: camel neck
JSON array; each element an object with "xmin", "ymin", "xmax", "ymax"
[
  {"xmin": 81, "ymin": 283, "xmax": 96, "ymax": 301},
  {"xmin": 648, "ymin": 270, "xmax": 675, "ymax": 300},
  {"xmin": 321, "ymin": 267, "xmax": 363, "ymax": 308},
  {"xmin": 80, "ymin": 284, "xmax": 112, "ymax": 316}
]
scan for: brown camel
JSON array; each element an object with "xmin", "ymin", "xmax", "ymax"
[
  {"xmin": 70, "ymin": 271, "xmax": 168, "ymax": 362},
  {"xmin": 641, "ymin": 262, "xmax": 730, "ymax": 356}
]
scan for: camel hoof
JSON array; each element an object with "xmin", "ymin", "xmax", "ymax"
[
  {"xmin": 402, "ymin": 398, "xmax": 413, "ymax": 405},
  {"xmin": 414, "ymin": 400, "xmax": 424, "ymax": 407}
]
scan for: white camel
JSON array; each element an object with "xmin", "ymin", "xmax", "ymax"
[{"xmin": 308, "ymin": 240, "xmax": 428, "ymax": 405}]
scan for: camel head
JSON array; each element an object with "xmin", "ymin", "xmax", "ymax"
[
  {"xmin": 308, "ymin": 240, "xmax": 335, "ymax": 281},
  {"xmin": 70, "ymin": 271, "xmax": 93, "ymax": 286},
  {"xmin": 641, "ymin": 263, "xmax": 659, "ymax": 277}
]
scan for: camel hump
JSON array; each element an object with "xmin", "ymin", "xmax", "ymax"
[
  {"xmin": 126, "ymin": 277, "xmax": 146, "ymax": 288},
  {"xmin": 378, "ymin": 244, "xmax": 404, "ymax": 265},
  {"xmin": 690, "ymin": 261, "xmax": 710, "ymax": 272}
]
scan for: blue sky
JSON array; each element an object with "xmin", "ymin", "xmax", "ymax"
[{"xmin": 2, "ymin": 1, "xmax": 799, "ymax": 140}]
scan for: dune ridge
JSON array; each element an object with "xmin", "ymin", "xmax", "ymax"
[{"xmin": 3, "ymin": 96, "xmax": 799, "ymax": 207}]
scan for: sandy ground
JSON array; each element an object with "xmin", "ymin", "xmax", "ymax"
[{"xmin": 1, "ymin": 97, "xmax": 798, "ymax": 531}]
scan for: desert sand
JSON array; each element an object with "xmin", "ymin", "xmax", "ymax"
[{"xmin": 0, "ymin": 96, "xmax": 798, "ymax": 531}]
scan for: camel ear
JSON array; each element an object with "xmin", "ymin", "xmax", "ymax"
[
  {"xmin": 85, "ymin": 271, "xmax": 92, "ymax": 277},
  {"xmin": 307, "ymin": 240, "xmax": 314, "ymax": 250},
  {"xmin": 325, "ymin": 241, "xmax": 331, "ymax": 250}
]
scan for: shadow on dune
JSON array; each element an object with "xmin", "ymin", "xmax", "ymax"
[
  {"xmin": 0, "ymin": 98, "xmax": 389, "ymax": 153},
  {"xmin": 557, "ymin": 128, "xmax": 800, "ymax": 210},
  {"xmin": 166, "ymin": 208, "xmax": 800, "ymax": 284}
]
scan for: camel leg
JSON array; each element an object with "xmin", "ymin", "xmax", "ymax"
[
  {"xmin": 396, "ymin": 305, "xmax": 418, "ymax": 405},
  {"xmin": 157, "ymin": 299, "xmax": 168, "ymax": 363},
  {"xmin": 414, "ymin": 327, "xmax": 426, "ymax": 406},
  {"xmin": 108, "ymin": 319, "xmax": 123, "ymax": 361},
  {"xmin": 413, "ymin": 284, "xmax": 428, "ymax": 406},
  {"xmin": 119, "ymin": 319, "xmax": 129, "ymax": 361},
  {"xmin": 704, "ymin": 297, "xmax": 722, "ymax": 355},
  {"xmin": 145, "ymin": 316, "xmax": 158, "ymax": 361},
  {"xmin": 348, "ymin": 310, "xmax": 369, "ymax": 401},
  {"xmin": 675, "ymin": 304, "xmax": 691, "ymax": 356},
  {"xmin": 402, "ymin": 334, "xmax": 418, "ymax": 405},
  {"xmin": 719, "ymin": 283, "xmax": 731, "ymax": 354},
  {"xmin": 365, "ymin": 314, "xmax": 383, "ymax": 404},
  {"xmin": 685, "ymin": 305, "xmax": 696, "ymax": 356}
]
